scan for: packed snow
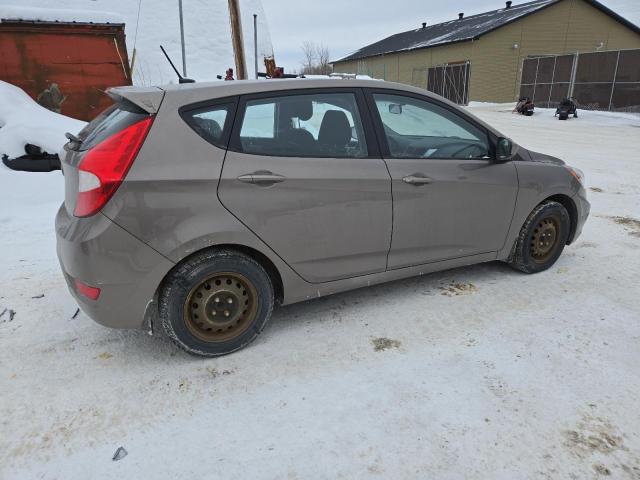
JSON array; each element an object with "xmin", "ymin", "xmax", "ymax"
[
  {"xmin": 0, "ymin": 81, "xmax": 86, "ymax": 160},
  {"xmin": 1, "ymin": 103, "xmax": 639, "ymax": 479},
  {"xmin": 7, "ymin": 0, "xmax": 274, "ymax": 85},
  {"xmin": 0, "ymin": 5, "xmax": 124, "ymax": 24}
]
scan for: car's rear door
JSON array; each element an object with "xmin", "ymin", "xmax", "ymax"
[
  {"xmin": 218, "ymin": 88, "xmax": 392, "ymax": 283},
  {"xmin": 366, "ymin": 90, "xmax": 518, "ymax": 269}
]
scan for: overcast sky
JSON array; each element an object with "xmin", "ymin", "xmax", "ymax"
[{"xmin": 260, "ymin": 0, "xmax": 640, "ymax": 73}]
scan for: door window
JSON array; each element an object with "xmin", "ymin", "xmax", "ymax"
[
  {"xmin": 373, "ymin": 93, "xmax": 490, "ymax": 159},
  {"xmin": 238, "ymin": 92, "xmax": 368, "ymax": 158}
]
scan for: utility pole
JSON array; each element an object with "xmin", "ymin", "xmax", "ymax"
[
  {"xmin": 253, "ymin": 14, "xmax": 258, "ymax": 79},
  {"xmin": 228, "ymin": 0, "xmax": 247, "ymax": 80},
  {"xmin": 178, "ymin": 0, "xmax": 187, "ymax": 76}
]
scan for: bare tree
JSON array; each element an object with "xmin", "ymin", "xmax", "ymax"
[
  {"xmin": 300, "ymin": 42, "xmax": 332, "ymax": 75},
  {"xmin": 316, "ymin": 44, "xmax": 330, "ymax": 74},
  {"xmin": 301, "ymin": 41, "xmax": 316, "ymax": 73}
]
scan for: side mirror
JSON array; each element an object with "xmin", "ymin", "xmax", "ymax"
[
  {"xmin": 496, "ymin": 137, "xmax": 514, "ymax": 162},
  {"xmin": 389, "ymin": 103, "xmax": 403, "ymax": 115}
]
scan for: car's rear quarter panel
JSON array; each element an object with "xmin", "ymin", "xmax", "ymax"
[
  {"xmin": 55, "ymin": 206, "xmax": 174, "ymax": 328},
  {"xmin": 101, "ymin": 88, "xmax": 310, "ymax": 305}
]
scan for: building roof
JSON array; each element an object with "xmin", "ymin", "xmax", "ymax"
[{"xmin": 334, "ymin": 0, "xmax": 640, "ymax": 63}]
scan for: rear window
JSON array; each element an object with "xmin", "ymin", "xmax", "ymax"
[
  {"xmin": 78, "ymin": 99, "xmax": 149, "ymax": 151},
  {"xmin": 181, "ymin": 103, "xmax": 235, "ymax": 149}
]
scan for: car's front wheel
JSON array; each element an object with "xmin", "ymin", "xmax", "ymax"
[
  {"xmin": 509, "ymin": 201, "xmax": 570, "ymax": 274},
  {"xmin": 159, "ymin": 249, "xmax": 274, "ymax": 357}
]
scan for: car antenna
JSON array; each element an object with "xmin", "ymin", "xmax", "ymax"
[{"xmin": 160, "ymin": 45, "xmax": 195, "ymax": 84}]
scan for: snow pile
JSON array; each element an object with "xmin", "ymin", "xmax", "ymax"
[
  {"xmin": 0, "ymin": 81, "xmax": 86, "ymax": 160},
  {"xmin": 0, "ymin": 5, "xmax": 124, "ymax": 24},
  {"xmin": 9, "ymin": 0, "xmax": 273, "ymax": 85}
]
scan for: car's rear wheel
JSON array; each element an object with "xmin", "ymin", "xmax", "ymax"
[
  {"xmin": 159, "ymin": 249, "xmax": 274, "ymax": 357},
  {"xmin": 509, "ymin": 201, "xmax": 570, "ymax": 274}
]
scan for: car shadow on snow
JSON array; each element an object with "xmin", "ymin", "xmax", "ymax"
[
  {"xmin": 266, "ymin": 260, "xmax": 519, "ymax": 335},
  {"xmin": 87, "ymin": 261, "xmax": 520, "ymax": 361}
]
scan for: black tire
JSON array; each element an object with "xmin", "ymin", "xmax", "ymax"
[
  {"xmin": 559, "ymin": 111, "xmax": 568, "ymax": 120},
  {"xmin": 509, "ymin": 201, "xmax": 570, "ymax": 274},
  {"xmin": 159, "ymin": 249, "xmax": 274, "ymax": 357}
]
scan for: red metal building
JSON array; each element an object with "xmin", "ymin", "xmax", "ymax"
[{"xmin": 0, "ymin": 18, "xmax": 131, "ymax": 121}]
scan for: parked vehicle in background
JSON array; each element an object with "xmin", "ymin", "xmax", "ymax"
[
  {"xmin": 55, "ymin": 79, "xmax": 590, "ymax": 357},
  {"xmin": 556, "ymin": 97, "xmax": 579, "ymax": 120},
  {"xmin": 514, "ymin": 96, "xmax": 535, "ymax": 116}
]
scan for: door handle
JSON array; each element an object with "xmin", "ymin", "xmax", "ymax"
[
  {"xmin": 402, "ymin": 174, "xmax": 433, "ymax": 186},
  {"xmin": 237, "ymin": 171, "xmax": 286, "ymax": 186}
]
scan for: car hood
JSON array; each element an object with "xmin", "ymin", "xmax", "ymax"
[{"xmin": 526, "ymin": 149, "xmax": 566, "ymax": 166}]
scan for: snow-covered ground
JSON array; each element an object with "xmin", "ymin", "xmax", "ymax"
[{"xmin": 1, "ymin": 104, "xmax": 640, "ymax": 479}]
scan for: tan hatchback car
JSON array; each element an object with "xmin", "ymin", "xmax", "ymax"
[{"xmin": 56, "ymin": 79, "xmax": 590, "ymax": 356}]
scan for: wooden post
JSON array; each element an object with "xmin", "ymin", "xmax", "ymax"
[{"xmin": 228, "ymin": 0, "xmax": 247, "ymax": 80}]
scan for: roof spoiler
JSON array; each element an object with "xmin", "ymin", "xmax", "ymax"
[{"xmin": 106, "ymin": 86, "xmax": 165, "ymax": 114}]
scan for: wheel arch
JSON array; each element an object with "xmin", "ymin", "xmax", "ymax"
[
  {"xmin": 541, "ymin": 194, "xmax": 578, "ymax": 245},
  {"xmin": 160, "ymin": 243, "xmax": 284, "ymax": 305}
]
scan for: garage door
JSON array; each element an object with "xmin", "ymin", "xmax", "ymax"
[{"xmin": 426, "ymin": 61, "xmax": 470, "ymax": 105}]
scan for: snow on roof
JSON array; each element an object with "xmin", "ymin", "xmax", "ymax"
[
  {"xmin": 0, "ymin": 5, "xmax": 124, "ymax": 25},
  {"xmin": 334, "ymin": 0, "xmax": 640, "ymax": 63}
]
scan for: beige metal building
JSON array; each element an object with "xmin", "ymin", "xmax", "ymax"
[{"xmin": 332, "ymin": 0, "xmax": 640, "ymax": 108}]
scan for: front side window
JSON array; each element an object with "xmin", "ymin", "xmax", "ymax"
[
  {"xmin": 373, "ymin": 93, "xmax": 490, "ymax": 160},
  {"xmin": 183, "ymin": 103, "xmax": 233, "ymax": 148},
  {"xmin": 238, "ymin": 92, "xmax": 368, "ymax": 158}
]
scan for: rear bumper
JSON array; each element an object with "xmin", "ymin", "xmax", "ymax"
[{"xmin": 55, "ymin": 205, "xmax": 175, "ymax": 329}]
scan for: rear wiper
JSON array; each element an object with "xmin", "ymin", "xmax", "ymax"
[
  {"xmin": 65, "ymin": 132, "xmax": 83, "ymax": 149},
  {"xmin": 65, "ymin": 132, "xmax": 82, "ymax": 143}
]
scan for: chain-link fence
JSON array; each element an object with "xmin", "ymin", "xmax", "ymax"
[{"xmin": 520, "ymin": 49, "xmax": 640, "ymax": 112}]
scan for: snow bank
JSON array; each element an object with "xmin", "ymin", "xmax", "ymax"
[
  {"xmin": 0, "ymin": 81, "xmax": 86, "ymax": 159},
  {"xmin": 0, "ymin": 5, "xmax": 124, "ymax": 24}
]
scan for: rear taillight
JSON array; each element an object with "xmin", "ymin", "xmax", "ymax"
[
  {"xmin": 74, "ymin": 279, "xmax": 101, "ymax": 300},
  {"xmin": 74, "ymin": 116, "xmax": 154, "ymax": 217}
]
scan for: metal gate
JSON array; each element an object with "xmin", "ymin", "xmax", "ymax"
[
  {"xmin": 424, "ymin": 61, "xmax": 470, "ymax": 105},
  {"xmin": 519, "ymin": 49, "xmax": 640, "ymax": 112}
]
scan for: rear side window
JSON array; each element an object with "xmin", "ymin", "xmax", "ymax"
[
  {"xmin": 78, "ymin": 99, "xmax": 149, "ymax": 152},
  {"xmin": 237, "ymin": 92, "xmax": 368, "ymax": 158},
  {"xmin": 182, "ymin": 103, "xmax": 234, "ymax": 149}
]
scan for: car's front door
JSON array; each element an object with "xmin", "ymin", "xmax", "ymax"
[
  {"xmin": 368, "ymin": 91, "xmax": 518, "ymax": 269},
  {"xmin": 218, "ymin": 89, "xmax": 392, "ymax": 283}
]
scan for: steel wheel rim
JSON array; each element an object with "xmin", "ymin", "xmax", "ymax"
[
  {"xmin": 531, "ymin": 215, "xmax": 560, "ymax": 263},
  {"xmin": 184, "ymin": 272, "xmax": 258, "ymax": 343}
]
